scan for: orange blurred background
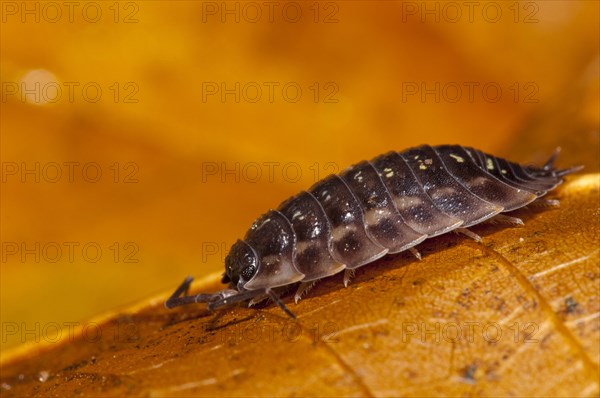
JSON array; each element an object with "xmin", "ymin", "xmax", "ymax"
[{"xmin": 1, "ymin": 1, "xmax": 598, "ymax": 356}]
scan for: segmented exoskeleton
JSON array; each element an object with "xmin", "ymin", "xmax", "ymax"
[{"xmin": 166, "ymin": 144, "xmax": 582, "ymax": 318}]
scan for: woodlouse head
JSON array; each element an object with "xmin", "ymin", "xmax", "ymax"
[{"xmin": 223, "ymin": 239, "xmax": 259, "ymax": 290}]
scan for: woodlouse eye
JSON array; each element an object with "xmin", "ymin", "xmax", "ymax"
[
  {"xmin": 224, "ymin": 240, "xmax": 258, "ymax": 287},
  {"xmin": 241, "ymin": 264, "xmax": 256, "ymax": 281}
]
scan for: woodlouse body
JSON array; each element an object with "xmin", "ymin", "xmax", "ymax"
[{"xmin": 166, "ymin": 144, "xmax": 581, "ymax": 317}]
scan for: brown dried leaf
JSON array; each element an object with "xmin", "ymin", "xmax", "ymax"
[
  {"xmin": 1, "ymin": 174, "xmax": 598, "ymax": 397},
  {"xmin": 2, "ymin": 1, "xmax": 599, "ymax": 358}
]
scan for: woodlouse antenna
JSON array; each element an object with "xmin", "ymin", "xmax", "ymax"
[
  {"xmin": 165, "ymin": 276, "xmax": 297, "ymax": 319},
  {"xmin": 208, "ymin": 288, "xmax": 296, "ymax": 319},
  {"xmin": 165, "ymin": 276, "xmax": 235, "ymax": 309}
]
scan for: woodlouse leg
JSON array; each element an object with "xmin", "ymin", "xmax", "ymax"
[
  {"xmin": 528, "ymin": 199, "xmax": 561, "ymax": 208},
  {"xmin": 248, "ymin": 294, "xmax": 270, "ymax": 307},
  {"xmin": 409, "ymin": 247, "xmax": 422, "ymax": 260},
  {"xmin": 487, "ymin": 214, "xmax": 524, "ymax": 227},
  {"xmin": 294, "ymin": 281, "xmax": 319, "ymax": 304},
  {"xmin": 248, "ymin": 286, "xmax": 291, "ymax": 307},
  {"xmin": 343, "ymin": 269, "xmax": 355, "ymax": 288},
  {"xmin": 266, "ymin": 288, "xmax": 296, "ymax": 319},
  {"xmin": 454, "ymin": 228, "xmax": 482, "ymax": 242}
]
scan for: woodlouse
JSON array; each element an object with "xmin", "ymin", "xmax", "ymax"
[{"xmin": 166, "ymin": 144, "xmax": 582, "ymax": 318}]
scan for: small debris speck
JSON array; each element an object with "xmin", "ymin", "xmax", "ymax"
[
  {"xmin": 462, "ymin": 363, "xmax": 477, "ymax": 383},
  {"xmin": 38, "ymin": 370, "xmax": 50, "ymax": 383},
  {"xmin": 565, "ymin": 297, "xmax": 578, "ymax": 314}
]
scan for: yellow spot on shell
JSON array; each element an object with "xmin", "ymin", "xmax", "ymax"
[{"xmin": 449, "ymin": 154, "xmax": 464, "ymax": 163}]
